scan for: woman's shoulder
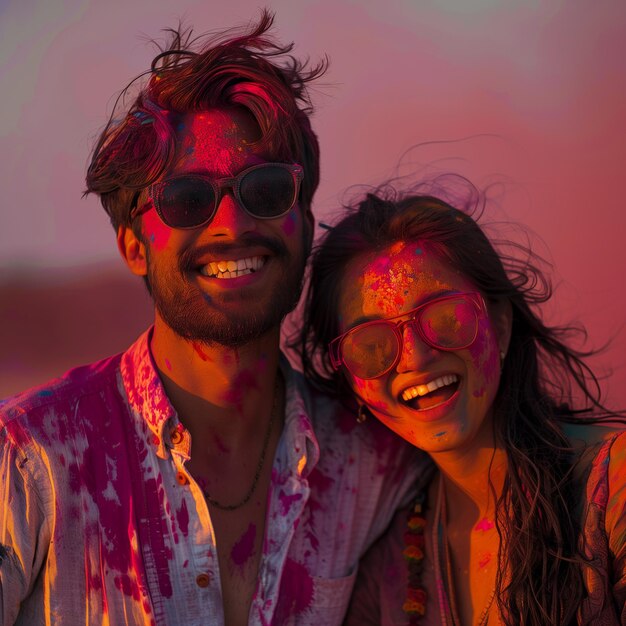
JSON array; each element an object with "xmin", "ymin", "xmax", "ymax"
[{"xmin": 563, "ymin": 423, "xmax": 626, "ymax": 508}]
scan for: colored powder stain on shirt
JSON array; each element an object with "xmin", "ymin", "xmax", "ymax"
[
  {"xmin": 37, "ymin": 389, "xmax": 53, "ymax": 397},
  {"xmin": 273, "ymin": 558, "xmax": 314, "ymax": 621},
  {"xmin": 307, "ymin": 469, "xmax": 334, "ymax": 494},
  {"xmin": 231, "ymin": 523, "xmax": 256, "ymax": 567},
  {"xmin": 434, "ymin": 431, "xmax": 447, "ymax": 438},
  {"xmin": 279, "ymin": 491, "xmax": 303, "ymax": 516},
  {"xmin": 415, "ymin": 247, "xmax": 423, "ymax": 255},
  {"xmin": 176, "ymin": 499, "xmax": 189, "ymax": 537}
]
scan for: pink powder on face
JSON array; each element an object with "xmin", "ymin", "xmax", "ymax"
[
  {"xmin": 282, "ymin": 211, "xmax": 297, "ymax": 235},
  {"xmin": 141, "ymin": 207, "xmax": 171, "ymax": 251},
  {"xmin": 231, "ymin": 523, "xmax": 256, "ymax": 567},
  {"xmin": 164, "ymin": 359, "xmax": 172, "ymax": 371}
]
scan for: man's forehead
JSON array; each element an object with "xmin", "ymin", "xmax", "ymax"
[{"xmin": 172, "ymin": 108, "xmax": 264, "ymax": 176}]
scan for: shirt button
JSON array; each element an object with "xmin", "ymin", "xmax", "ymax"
[
  {"xmin": 196, "ymin": 573, "xmax": 210, "ymax": 588},
  {"xmin": 171, "ymin": 430, "xmax": 184, "ymax": 445},
  {"xmin": 176, "ymin": 471, "xmax": 188, "ymax": 485}
]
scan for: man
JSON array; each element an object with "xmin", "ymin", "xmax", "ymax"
[{"xmin": 0, "ymin": 12, "xmax": 418, "ymax": 625}]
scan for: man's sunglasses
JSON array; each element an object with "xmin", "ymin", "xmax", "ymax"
[
  {"xmin": 329, "ymin": 292, "xmax": 485, "ymax": 380},
  {"xmin": 130, "ymin": 162, "xmax": 304, "ymax": 229}
]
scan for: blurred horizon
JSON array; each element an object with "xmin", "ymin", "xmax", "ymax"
[{"xmin": 1, "ymin": 0, "xmax": 625, "ymax": 407}]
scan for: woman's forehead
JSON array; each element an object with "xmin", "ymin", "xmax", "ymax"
[{"xmin": 339, "ymin": 240, "xmax": 474, "ymax": 320}]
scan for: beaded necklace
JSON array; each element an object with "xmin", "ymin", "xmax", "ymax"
[{"xmin": 403, "ymin": 477, "xmax": 499, "ymax": 625}]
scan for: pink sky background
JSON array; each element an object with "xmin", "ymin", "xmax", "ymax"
[{"xmin": 1, "ymin": 0, "xmax": 625, "ymax": 408}]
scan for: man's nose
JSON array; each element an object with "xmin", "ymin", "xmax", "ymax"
[
  {"xmin": 206, "ymin": 190, "xmax": 257, "ymax": 238},
  {"xmin": 396, "ymin": 323, "xmax": 437, "ymax": 373}
]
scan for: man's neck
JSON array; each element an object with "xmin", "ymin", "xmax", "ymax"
[{"xmin": 149, "ymin": 315, "xmax": 283, "ymax": 446}]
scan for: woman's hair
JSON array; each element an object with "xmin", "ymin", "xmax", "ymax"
[
  {"xmin": 85, "ymin": 9, "xmax": 325, "ymax": 231},
  {"xmin": 297, "ymin": 177, "xmax": 618, "ymax": 625}
]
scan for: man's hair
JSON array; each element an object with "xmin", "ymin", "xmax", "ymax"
[
  {"xmin": 297, "ymin": 177, "xmax": 622, "ymax": 625},
  {"xmin": 85, "ymin": 10, "xmax": 325, "ymax": 231}
]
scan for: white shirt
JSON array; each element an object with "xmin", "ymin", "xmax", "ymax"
[{"xmin": 0, "ymin": 329, "xmax": 422, "ymax": 625}]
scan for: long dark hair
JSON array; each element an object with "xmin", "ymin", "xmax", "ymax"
[
  {"xmin": 297, "ymin": 178, "xmax": 619, "ymax": 624},
  {"xmin": 85, "ymin": 9, "xmax": 326, "ymax": 230}
]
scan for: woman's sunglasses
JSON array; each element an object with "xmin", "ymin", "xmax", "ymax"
[
  {"xmin": 130, "ymin": 162, "xmax": 303, "ymax": 229},
  {"xmin": 329, "ymin": 292, "xmax": 485, "ymax": 380}
]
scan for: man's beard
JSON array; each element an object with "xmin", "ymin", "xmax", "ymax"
[{"xmin": 144, "ymin": 234, "xmax": 308, "ymax": 348}]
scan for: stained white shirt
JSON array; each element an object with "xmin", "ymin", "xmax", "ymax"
[{"xmin": 0, "ymin": 329, "xmax": 422, "ymax": 625}]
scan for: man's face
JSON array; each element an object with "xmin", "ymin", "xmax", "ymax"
[{"xmin": 134, "ymin": 108, "xmax": 312, "ymax": 347}]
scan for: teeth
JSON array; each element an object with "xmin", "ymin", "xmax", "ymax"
[
  {"xmin": 200, "ymin": 256, "xmax": 265, "ymax": 279},
  {"xmin": 401, "ymin": 374, "xmax": 459, "ymax": 403}
]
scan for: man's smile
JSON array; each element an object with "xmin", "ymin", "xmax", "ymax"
[{"xmin": 199, "ymin": 255, "xmax": 266, "ymax": 279}]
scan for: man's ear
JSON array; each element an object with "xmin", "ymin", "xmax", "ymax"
[{"xmin": 117, "ymin": 226, "xmax": 148, "ymax": 276}]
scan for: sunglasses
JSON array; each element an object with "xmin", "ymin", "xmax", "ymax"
[
  {"xmin": 329, "ymin": 292, "xmax": 485, "ymax": 379},
  {"xmin": 130, "ymin": 162, "xmax": 304, "ymax": 229}
]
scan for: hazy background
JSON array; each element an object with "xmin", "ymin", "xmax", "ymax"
[{"xmin": 1, "ymin": 0, "xmax": 625, "ymax": 408}]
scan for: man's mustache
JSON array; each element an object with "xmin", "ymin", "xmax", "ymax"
[{"xmin": 178, "ymin": 234, "xmax": 289, "ymax": 272}]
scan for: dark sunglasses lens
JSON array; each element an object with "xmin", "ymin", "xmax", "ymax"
[
  {"xmin": 342, "ymin": 323, "xmax": 399, "ymax": 379},
  {"xmin": 240, "ymin": 166, "xmax": 296, "ymax": 218},
  {"xmin": 158, "ymin": 177, "xmax": 216, "ymax": 228},
  {"xmin": 420, "ymin": 297, "xmax": 478, "ymax": 349}
]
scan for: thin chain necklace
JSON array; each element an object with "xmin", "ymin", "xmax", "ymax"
[
  {"xmin": 433, "ymin": 476, "xmax": 498, "ymax": 626},
  {"xmin": 204, "ymin": 376, "xmax": 281, "ymax": 512}
]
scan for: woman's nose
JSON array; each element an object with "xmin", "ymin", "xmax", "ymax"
[{"xmin": 396, "ymin": 323, "xmax": 437, "ymax": 373}]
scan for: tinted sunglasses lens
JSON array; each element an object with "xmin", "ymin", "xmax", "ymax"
[
  {"xmin": 420, "ymin": 297, "xmax": 478, "ymax": 349},
  {"xmin": 342, "ymin": 323, "xmax": 399, "ymax": 379},
  {"xmin": 240, "ymin": 166, "xmax": 296, "ymax": 218},
  {"xmin": 158, "ymin": 177, "xmax": 216, "ymax": 228}
]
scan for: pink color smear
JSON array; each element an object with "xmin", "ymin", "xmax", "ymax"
[{"xmin": 231, "ymin": 523, "xmax": 256, "ymax": 567}]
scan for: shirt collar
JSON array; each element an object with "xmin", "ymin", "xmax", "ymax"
[
  {"xmin": 120, "ymin": 327, "xmax": 175, "ymax": 458},
  {"xmin": 279, "ymin": 353, "xmax": 320, "ymax": 479},
  {"xmin": 120, "ymin": 328, "xmax": 321, "ymax": 472}
]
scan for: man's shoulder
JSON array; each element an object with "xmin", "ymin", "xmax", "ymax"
[
  {"xmin": 0, "ymin": 352, "xmax": 125, "ymax": 444},
  {"xmin": 293, "ymin": 369, "xmax": 415, "ymax": 457}
]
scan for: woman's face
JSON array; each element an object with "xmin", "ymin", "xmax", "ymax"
[{"xmin": 336, "ymin": 240, "xmax": 509, "ymax": 456}]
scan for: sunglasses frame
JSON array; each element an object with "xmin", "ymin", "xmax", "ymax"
[
  {"xmin": 130, "ymin": 162, "xmax": 304, "ymax": 229},
  {"xmin": 329, "ymin": 292, "xmax": 486, "ymax": 379}
]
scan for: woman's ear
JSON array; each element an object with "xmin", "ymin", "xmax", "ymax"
[
  {"xmin": 117, "ymin": 226, "xmax": 148, "ymax": 277},
  {"xmin": 490, "ymin": 298, "xmax": 513, "ymax": 359}
]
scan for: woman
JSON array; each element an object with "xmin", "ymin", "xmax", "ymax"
[{"xmin": 298, "ymin": 183, "xmax": 625, "ymax": 625}]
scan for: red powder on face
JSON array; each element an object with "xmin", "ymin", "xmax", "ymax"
[{"xmin": 231, "ymin": 523, "xmax": 256, "ymax": 568}]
